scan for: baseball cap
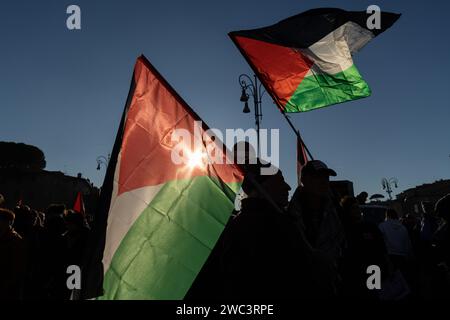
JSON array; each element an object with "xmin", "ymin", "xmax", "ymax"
[{"xmin": 301, "ymin": 160, "xmax": 337, "ymax": 177}]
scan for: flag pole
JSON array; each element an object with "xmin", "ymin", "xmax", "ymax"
[
  {"xmin": 259, "ymin": 82, "xmax": 315, "ymax": 161},
  {"xmin": 240, "ymin": 73, "xmax": 315, "ymax": 161},
  {"xmin": 279, "ymin": 110, "xmax": 314, "ymax": 161}
]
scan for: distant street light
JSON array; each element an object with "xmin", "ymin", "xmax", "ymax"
[
  {"xmin": 382, "ymin": 177, "xmax": 398, "ymax": 200},
  {"xmin": 96, "ymin": 154, "xmax": 110, "ymax": 171}
]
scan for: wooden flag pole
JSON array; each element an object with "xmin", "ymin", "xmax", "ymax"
[{"xmin": 279, "ymin": 109, "xmax": 314, "ymax": 161}]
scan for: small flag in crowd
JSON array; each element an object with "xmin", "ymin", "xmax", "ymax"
[{"xmin": 73, "ymin": 191, "xmax": 85, "ymax": 215}]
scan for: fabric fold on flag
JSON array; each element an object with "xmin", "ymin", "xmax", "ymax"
[{"xmin": 229, "ymin": 8, "xmax": 400, "ymax": 113}]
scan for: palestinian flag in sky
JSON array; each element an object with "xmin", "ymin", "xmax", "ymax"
[
  {"xmin": 81, "ymin": 55, "xmax": 243, "ymax": 300},
  {"xmin": 229, "ymin": 8, "xmax": 400, "ymax": 113}
]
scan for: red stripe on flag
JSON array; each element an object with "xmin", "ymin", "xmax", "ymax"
[
  {"xmin": 117, "ymin": 57, "xmax": 243, "ymax": 195},
  {"xmin": 233, "ymin": 36, "xmax": 313, "ymax": 110}
]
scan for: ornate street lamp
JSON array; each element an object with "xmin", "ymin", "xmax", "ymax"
[
  {"xmin": 238, "ymin": 74, "xmax": 266, "ymax": 156},
  {"xmin": 96, "ymin": 154, "xmax": 110, "ymax": 171},
  {"xmin": 382, "ymin": 177, "xmax": 398, "ymax": 200}
]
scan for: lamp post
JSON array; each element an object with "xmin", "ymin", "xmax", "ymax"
[
  {"xmin": 382, "ymin": 177, "xmax": 398, "ymax": 200},
  {"xmin": 96, "ymin": 154, "xmax": 110, "ymax": 171},
  {"xmin": 238, "ymin": 74, "xmax": 266, "ymax": 157}
]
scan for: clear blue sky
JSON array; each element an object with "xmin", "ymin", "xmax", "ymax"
[{"xmin": 1, "ymin": 0, "xmax": 449, "ymax": 199}]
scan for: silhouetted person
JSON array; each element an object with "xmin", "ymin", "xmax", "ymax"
[
  {"xmin": 13, "ymin": 205, "xmax": 44, "ymax": 299},
  {"xmin": 419, "ymin": 201, "xmax": 439, "ymax": 249},
  {"xmin": 401, "ymin": 213, "xmax": 420, "ymax": 253},
  {"xmin": 378, "ymin": 208, "xmax": 414, "ymax": 296},
  {"xmin": 0, "ymin": 208, "xmax": 27, "ymax": 300},
  {"xmin": 379, "ymin": 209, "xmax": 413, "ymax": 267},
  {"xmin": 188, "ymin": 166, "xmax": 309, "ymax": 299},
  {"xmin": 220, "ymin": 168, "xmax": 311, "ymax": 299},
  {"xmin": 400, "ymin": 212, "xmax": 421, "ymax": 297},
  {"xmin": 40, "ymin": 204, "xmax": 67, "ymax": 299},
  {"xmin": 356, "ymin": 191, "xmax": 368, "ymax": 205},
  {"xmin": 0, "ymin": 194, "xmax": 5, "ymax": 208},
  {"xmin": 231, "ymin": 141, "xmax": 270, "ymax": 212},
  {"xmin": 339, "ymin": 196, "xmax": 388, "ymax": 299},
  {"xmin": 431, "ymin": 194, "xmax": 450, "ymax": 299},
  {"xmin": 62, "ymin": 210, "xmax": 90, "ymax": 299},
  {"xmin": 64, "ymin": 210, "xmax": 90, "ymax": 262},
  {"xmin": 13, "ymin": 205, "xmax": 35, "ymax": 238},
  {"xmin": 288, "ymin": 160, "xmax": 344, "ymax": 298}
]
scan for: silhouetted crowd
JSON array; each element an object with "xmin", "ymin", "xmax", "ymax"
[
  {"xmin": 1, "ymin": 158, "xmax": 450, "ymax": 300},
  {"xmin": 0, "ymin": 199, "xmax": 90, "ymax": 300},
  {"xmin": 187, "ymin": 159, "xmax": 450, "ymax": 301}
]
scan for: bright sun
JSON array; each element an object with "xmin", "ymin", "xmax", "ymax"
[{"xmin": 187, "ymin": 150, "xmax": 206, "ymax": 169}]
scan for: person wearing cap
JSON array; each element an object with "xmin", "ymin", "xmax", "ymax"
[
  {"xmin": 288, "ymin": 160, "xmax": 344, "ymax": 298},
  {"xmin": 0, "ymin": 208, "xmax": 27, "ymax": 300}
]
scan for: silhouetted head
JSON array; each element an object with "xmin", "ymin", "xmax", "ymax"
[
  {"xmin": 340, "ymin": 196, "xmax": 362, "ymax": 223},
  {"xmin": 45, "ymin": 203, "xmax": 66, "ymax": 234},
  {"xmin": 385, "ymin": 208, "xmax": 399, "ymax": 220},
  {"xmin": 64, "ymin": 209, "xmax": 87, "ymax": 232},
  {"xmin": 301, "ymin": 160, "xmax": 336, "ymax": 196},
  {"xmin": 356, "ymin": 192, "xmax": 368, "ymax": 205},
  {"xmin": 242, "ymin": 169, "xmax": 291, "ymax": 208},
  {"xmin": 0, "ymin": 208, "xmax": 15, "ymax": 237},
  {"xmin": 46, "ymin": 203, "xmax": 66, "ymax": 216},
  {"xmin": 435, "ymin": 194, "xmax": 450, "ymax": 222},
  {"xmin": 13, "ymin": 205, "xmax": 36, "ymax": 233}
]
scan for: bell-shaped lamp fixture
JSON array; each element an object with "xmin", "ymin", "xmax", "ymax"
[{"xmin": 242, "ymin": 101, "xmax": 250, "ymax": 113}]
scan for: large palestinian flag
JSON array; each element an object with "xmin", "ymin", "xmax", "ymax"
[
  {"xmin": 229, "ymin": 8, "xmax": 400, "ymax": 113},
  {"xmin": 81, "ymin": 56, "xmax": 243, "ymax": 300}
]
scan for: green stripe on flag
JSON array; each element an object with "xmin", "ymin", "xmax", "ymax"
[
  {"xmin": 100, "ymin": 176, "xmax": 241, "ymax": 300},
  {"xmin": 284, "ymin": 64, "xmax": 371, "ymax": 113}
]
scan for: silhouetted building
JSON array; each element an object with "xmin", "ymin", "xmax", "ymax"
[
  {"xmin": 0, "ymin": 168, "xmax": 99, "ymax": 215},
  {"xmin": 396, "ymin": 179, "xmax": 450, "ymax": 215}
]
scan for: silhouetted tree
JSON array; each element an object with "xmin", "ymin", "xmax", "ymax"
[{"xmin": 0, "ymin": 142, "xmax": 46, "ymax": 170}]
